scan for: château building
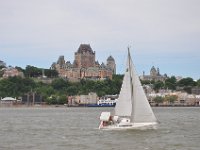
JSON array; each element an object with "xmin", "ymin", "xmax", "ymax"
[
  {"xmin": 140, "ymin": 66, "xmax": 167, "ymax": 81},
  {"xmin": 51, "ymin": 44, "xmax": 116, "ymax": 81}
]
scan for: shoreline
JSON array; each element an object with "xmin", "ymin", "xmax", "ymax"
[{"xmin": 0, "ymin": 104, "xmax": 200, "ymax": 108}]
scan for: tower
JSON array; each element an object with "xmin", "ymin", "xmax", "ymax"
[
  {"xmin": 57, "ymin": 56, "xmax": 65, "ymax": 69},
  {"xmin": 107, "ymin": 55, "xmax": 116, "ymax": 74},
  {"xmin": 150, "ymin": 66, "xmax": 157, "ymax": 77},
  {"xmin": 74, "ymin": 44, "xmax": 95, "ymax": 68}
]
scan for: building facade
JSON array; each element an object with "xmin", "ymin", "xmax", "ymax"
[
  {"xmin": 51, "ymin": 44, "xmax": 116, "ymax": 81},
  {"xmin": 2, "ymin": 67, "xmax": 24, "ymax": 78},
  {"xmin": 140, "ymin": 66, "xmax": 167, "ymax": 81}
]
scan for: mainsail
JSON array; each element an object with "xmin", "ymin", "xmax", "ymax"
[
  {"xmin": 115, "ymin": 49, "xmax": 157, "ymax": 123},
  {"xmin": 114, "ymin": 70, "xmax": 132, "ymax": 116}
]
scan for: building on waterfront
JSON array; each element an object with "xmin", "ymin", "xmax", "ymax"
[
  {"xmin": 140, "ymin": 66, "xmax": 167, "ymax": 81},
  {"xmin": 68, "ymin": 92, "xmax": 98, "ymax": 106},
  {"xmin": 147, "ymin": 90, "xmax": 200, "ymax": 106},
  {"xmin": 51, "ymin": 44, "xmax": 116, "ymax": 81}
]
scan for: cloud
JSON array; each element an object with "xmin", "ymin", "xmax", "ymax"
[{"xmin": 0, "ymin": 0, "xmax": 200, "ymax": 79}]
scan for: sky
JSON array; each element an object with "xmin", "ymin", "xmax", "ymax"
[{"xmin": 0, "ymin": 0, "xmax": 200, "ymax": 80}]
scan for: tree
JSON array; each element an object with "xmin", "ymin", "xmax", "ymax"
[
  {"xmin": 58, "ymin": 95, "xmax": 67, "ymax": 104},
  {"xmin": 0, "ymin": 76, "xmax": 35, "ymax": 97},
  {"xmin": 177, "ymin": 77, "xmax": 196, "ymax": 87},
  {"xmin": 35, "ymin": 85, "xmax": 55, "ymax": 100},
  {"xmin": 44, "ymin": 69, "xmax": 58, "ymax": 78},
  {"xmin": 165, "ymin": 76, "xmax": 177, "ymax": 90},
  {"xmin": 153, "ymin": 81, "xmax": 164, "ymax": 92},
  {"xmin": 46, "ymin": 95, "xmax": 58, "ymax": 104},
  {"xmin": 51, "ymin": 78, "xmax": 69, "ymax": 90},
  {"xmin": 141, "ymin": 80, "xmax": 151, "ymax": 85},
  {"xmin": 0, "ymin": 70, "xmax": 4, "ymax": 77},
  {"xmin": 197, "ymin": 79, "xmax": 200, "ymax": 87},
  {"xmin": 15, "ymin": 66, "xmax": 24, "ymax": 73},
  {"xmin": 153, "ymin": 96, "xmax": 164, "ymax": 105},
  {"xmin": 66, "ymin": 86, "xmax": 78, "ymax": 96},
  {"xmin": 25, "ymin": 65, "xmax": 42, "ymax": 77},
  {"xmin": 164, "ymin": 95, "xmax": 178, "ymax": 104},
  {"xmin": 177, "ymin": 77, "xmax": 196, "ymax": 93}
]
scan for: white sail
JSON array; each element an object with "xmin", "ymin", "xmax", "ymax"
[
  {"xmin": 114, "ymin": 70, "xmax": 132, "ymax": 116},
  {"xmin": 115, "ymin": 49, "xmax": 157, "ymax": 123},
  {"xmin": 130, "ymin": 57, "xmax": 157, "ymax": 123}
]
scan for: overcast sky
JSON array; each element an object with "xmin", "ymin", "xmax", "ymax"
[{"xmin": 0, "ymin": 0, "xmax": 200, "ymax": 79}]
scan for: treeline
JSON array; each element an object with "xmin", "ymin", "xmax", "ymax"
[
  {"xmin": 0, "ymin": 75, "xmax": 123, "ymax": 104},
  {"xmin": 16, "ymin": 65, "xmax": 58, "ymax": 78},
  {"xmin": 1, "ymin": 64, "xmax": 200, "ymax": 105},
  {"xmin": 141, "ymin": 76, "xmax": 200, "ymax": 93}
]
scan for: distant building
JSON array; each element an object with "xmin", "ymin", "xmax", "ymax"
[
  {"xmin": 51, "ymin": 44, "xmax": 116, "ymax": 81},
  {"xmin": 68, "ymin": 92, "xmax": 98, "ymax": 106},
  {"xmin": 140, "ymin": 66, "xmax": 167, "ymax": 81},
  {"xmin": 147, "ymin": 91, "xmax": 200, "ymax": 106},
  {"xmin": 2, "ymin": 67, "xmax": 24, "ymax": 78}
]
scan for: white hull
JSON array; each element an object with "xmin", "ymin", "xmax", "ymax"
[{"xmin": 99, "ymin": 121, "xmax": 158, "ymax": 130}]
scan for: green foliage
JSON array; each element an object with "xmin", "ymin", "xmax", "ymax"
[
  {"xmin": 177, "ymin": 77, "xmax": 196, "ymax": 93},
  {"xmin": 197, "ymin": 79, "xmax": 200, "ymax": 87},
  {"xmin": 46, "ymin": 94, "xmax": 67, "ymax": 105},
  {"xmin": 0, "ymin": 76, "xmax": 35, "ymax": 97},
  {"xmin": 44, "ymin": 69, "xmax": 58, "ymax": 78},
  {"xmin": 0, "ymin": 74, "xmax": 123, "ymax": 101},
  {"xmin": 15, "ymin": 66, "xmax": 25, "ymax": 73},
  {"xmin": 58, "ymin": 95, "xmax": 68, "ymax": 104},
  {"xmin": 35, "ymin": 85, "xmax": 55, "ymax": 100},
  {"xmin": 0, "ymin": 70, "xmax": 3, "ymax": 77},
  {"xmin": 177, "ymin": 77, "xmax": 196, "ymax": 87},
  {"xmin": 46, "ymin": 95, "xmax": 58, "ymax": 104},
  {"xmin": 66, "ymin": 86, "xmax": 78, "ymax": 96},
  {"xmin": 0, "ymin": 73, "xmax": 199, "ymax": 105},
  {"xmin": 141, "ymin": 80, "xmax": 151, "ymax": 85},
  {"xmin": 153, "ymin": 96, "xmax": 164, "ymax": 104},
  {"xmin": 153, "ymin": 81, "xmax": 164, "ymax": 92},
  {"xmin": 24, "ymin": 65, "xmax": 58, "ymax": 78},
  {"xmin": 164, "ymin": 95, "xmax": 178, "ymax": 103},
  {"xmin": 51, "ymin": 78, "xmax": 70, "ymax": 90},
  {"xmin": 165, "ymin": 76, "xmax": 177, "ymax": 90},
  {"xmin": 25, "ymin": 65, "xmax": 42, "ymax": 77}
]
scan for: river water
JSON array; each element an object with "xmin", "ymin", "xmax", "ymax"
[{"xmin": 0, "ymin": 107, "xmax": 199, "ymax": 150}]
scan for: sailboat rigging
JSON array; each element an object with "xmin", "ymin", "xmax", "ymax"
[{"xmin": 99, "ymin": 47, "xmax": 158, "ymax": 129}]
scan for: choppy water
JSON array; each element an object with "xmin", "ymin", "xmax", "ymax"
[{"xmin": 0, "ymin": 107, "xmax": 199, "ymax": 150}]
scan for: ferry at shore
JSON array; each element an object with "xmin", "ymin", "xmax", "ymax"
[{"xmin": 79, "ymin": 98, "xmax": 117, "ymax": 107}]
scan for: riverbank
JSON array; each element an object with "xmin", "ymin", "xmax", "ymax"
[{"xmin": 0, "ymin": 104, "xmax": 200, "ymax": 108}]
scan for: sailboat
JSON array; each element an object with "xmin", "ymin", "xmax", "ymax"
[{"xmin": 99, "ymin": 48, "xmax": 158, "ymax": 129}]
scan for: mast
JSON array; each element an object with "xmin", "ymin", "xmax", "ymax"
[{"xmin": 128, "ymin": 47, "xmax": 135, "ymax": 123}]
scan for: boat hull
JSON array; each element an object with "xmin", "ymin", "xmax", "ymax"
[
  {"xmin": 87, "ymin": 103, "xmax": 116, "ymax": 107},
  {"xmin": 99, "ymin": 122, "xmax": 158, "ymax": 130}
]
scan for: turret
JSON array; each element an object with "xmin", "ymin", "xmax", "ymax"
[{"xmin": 106, "ymin": 55, "xmax": 116, "ymax": 74}]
